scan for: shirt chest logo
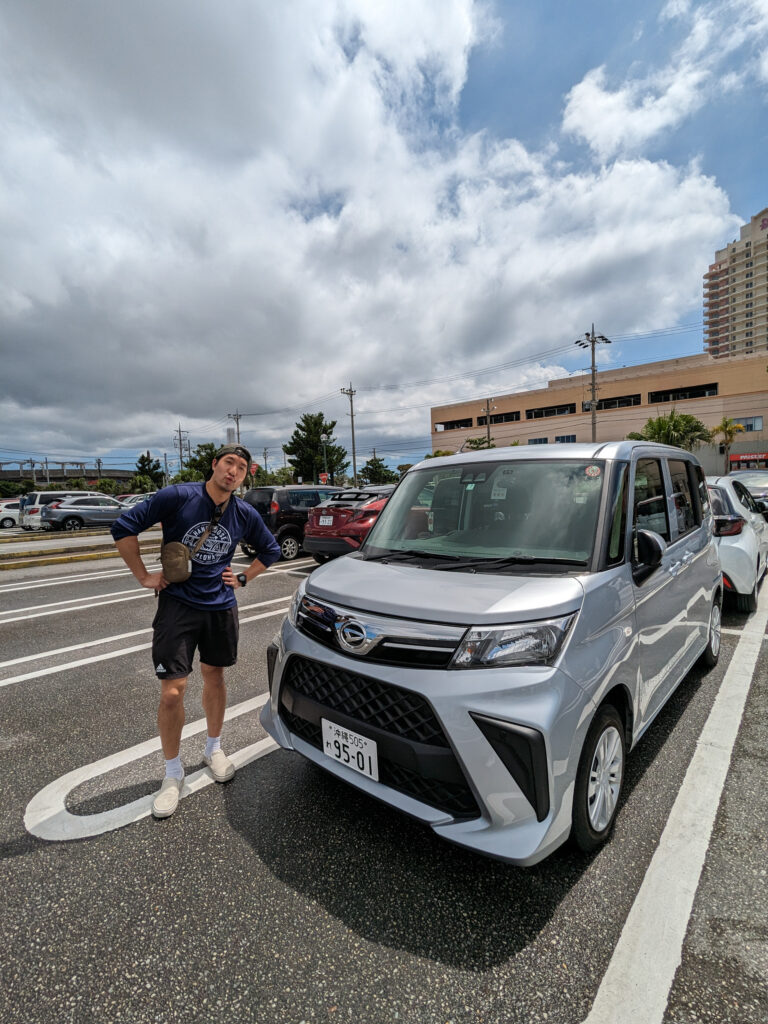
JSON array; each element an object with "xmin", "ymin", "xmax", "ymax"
[{"xmin": 181, "ymin": 522, "xmax": 233, "ymax": 564}]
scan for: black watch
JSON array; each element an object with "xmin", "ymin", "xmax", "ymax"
[{"xmin": 236, "ymin": 573, "xmax": 248, "ymax": 588}]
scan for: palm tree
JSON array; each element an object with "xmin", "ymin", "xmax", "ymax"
[
  {"xmin": 626, "ymin": 409, "xmax": 712, "ymax": 451},
  {"xmin": 710, "ymin": 416, "xmax": 745, "ymax": 473}
]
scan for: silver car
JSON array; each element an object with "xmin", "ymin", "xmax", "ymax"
[
  {"xmin": 707, "ymin": 474, "xmax": 768, "ymax": 611},
  {"xmin": 40, "ymin": 495, "xmax": 129, "ymax": 531},
  {"xmin": 263, "ymin": 442, "xmax": 722, "ymax": 865}
]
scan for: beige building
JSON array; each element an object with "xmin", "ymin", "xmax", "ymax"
[
  {"xmin": 431, "ymin": 351, "xmax": 768, "ymax": 472},
  {"xmin": 704, "ymin": 206, "xmax": 768, "ymax": 357}
]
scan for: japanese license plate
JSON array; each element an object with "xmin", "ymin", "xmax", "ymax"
[
  {"xmin": 319, "ymin": 515, "xmax": 334, "ymax": 526},
  {"xmin": 321, "ymin": 719, "xmax": 379, "ymax": 781}
]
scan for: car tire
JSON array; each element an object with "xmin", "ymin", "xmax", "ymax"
[
  {"xmin": 0, "ymin": 517, "xmax": 13, "ymax": 529},
  {"xmin": 736, "ymin": 575, "xmax": 758, "ymax": 614},
  {"xmin": 699, "ymin": 594, "xmax": 722, "ymax": 667},
  {"xmin": 312, "ymin": 553, "xmax": 330, "ymax": 564},
  {"xmin": 63, "ymin": 517, "xmax": 84, "ymax": 531},
  {"xmin": 571, "ymin": 704, "xmax": 625, "ymax": 854},
  {"xmin": 240, "ymin": 542, "xmax": 258, "ymax": 558},
  {"xmin": 279, "ymin": 533, "xmax": 301, "ymax": 561}
]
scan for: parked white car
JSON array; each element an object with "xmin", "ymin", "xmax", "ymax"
[
  {"xmin": 0, "ymin": 500, "xmax": 21, "ymax": 528},
  {"xmin": 707, "ymin": 475, "xmax": 768, "ymax": 612}
]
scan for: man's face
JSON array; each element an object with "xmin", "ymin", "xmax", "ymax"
[{"xmin": 211, "ymin": 454, "xmax": 248, "ymax": 492}]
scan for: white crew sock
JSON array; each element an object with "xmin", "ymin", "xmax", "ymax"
[
  {"xmin": 205, "ymin": 735, "xmax": 221, "ymax": 759},
  {"xmin": 165, "ymin": 756, "xmax": 184, "ymax": 780}
]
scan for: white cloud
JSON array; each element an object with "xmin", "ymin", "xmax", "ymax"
[{"xmin": 0, "ymin": 0, "xmax": 744, "ymax": 464}]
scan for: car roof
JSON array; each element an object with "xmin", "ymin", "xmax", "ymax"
[{"xmin": 411, "ymin": 441, "xmax": 701, "ymax": 471}]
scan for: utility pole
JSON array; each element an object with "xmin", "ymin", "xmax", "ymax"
[
  {"xmin": 263, "ymin": 448, "xmax": 268, "ymax": 474},
  {"xmin": 480, "ymin": 397, "xmax": 496, "ymax": 447},
  {"xmin": 164, "ymin": 453, "xmax": 170, "ymax": 486},
  {"xmin": 575, "ymin": 324, "xmax": 611, "ymax": 442},
  {"xmin": 96, "ymin": 457, "xmax": 102, "ymax": 479},
  {"xmin": 28, "ymin": 460, "xmax": 37, "ymax": 486},
  {"xmin": 174, "ymin": 424, "xmax": 188, "ymax": 468},
  {"xmin": 341, "ymin": 383, "xmax": 358, "ymax": 485},
  {"xmin": 44, "ymin": 458, "xmax": 50, "ymax": 484},
  {"xmin": 228, "ymin": 410, "xmax": 242, "ymax": 444}
]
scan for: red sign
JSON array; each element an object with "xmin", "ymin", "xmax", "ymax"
[
  {"xmin": 251, "ymin": 463, "xmax": 258, "ymax": 473},
  {"xmin": 730, "ymin": 452, "xmax": 768, "ymax": 462},
  {"xmin": 319, "ymin": 472, "xmax": 329, "ymax": 483}
]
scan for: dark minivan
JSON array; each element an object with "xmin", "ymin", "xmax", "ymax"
[{"xmin": 241, "ymin": 485, "xmax": 341, "ymax": 560}]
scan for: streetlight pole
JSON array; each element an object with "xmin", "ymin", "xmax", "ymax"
[
  {"xmin": 320, "ymin": 433, "xmax": 329, "ymax": 483},
  {"xmin": 575, "ymin": 324, "xmax": 611, "ymax": 442}
]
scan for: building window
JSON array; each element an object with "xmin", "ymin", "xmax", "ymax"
[
  {"xmin": 555, "ymin": 435, "xmax": 576, "ymax": 443},
  {"xmin": 528, "ymin": 437, "xmax": 548, "ymax": 444},
  {"xmin": 648, "ymin": 383, "xmax": 718, "ymax": 403},
  {"xmin": 583, "ymin": 393, "xmax": 641, "ymax": 412},
  {"xmin": 434, "ymin": 418, "xmax": 473, "ymax": 431},
  {"xmin": 746, "ymin": 302, "xmax": 753, "ymax": 308},
  {"xmin": 525, "ymin": 403, "xmax": 576, "ymax": 420},
  {"xmin": 478, "ymin": 410, "xmax": 520, "ymax": 426}
]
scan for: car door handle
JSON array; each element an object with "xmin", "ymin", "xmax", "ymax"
[{"xmin": 667, "ymin": 561, "xmax": 682, "ymax": 576}]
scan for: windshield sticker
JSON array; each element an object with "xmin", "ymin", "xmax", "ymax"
[
  {"xmin": 585, "ymin": 465, "xmax": 602, "ymax": 478},
  {"xmin": 465, "ymin": 483, "xmax": 475, "ymax": 491},
  {"xmin": 491, "ymin": 484, "xmax": 507, "ymax": 500}
]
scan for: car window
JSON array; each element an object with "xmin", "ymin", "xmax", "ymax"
[
  {"xmin": 288, "ymin": 490, "xmax": 319, "ymax": 507},
  {"xmin": 732, "ymin": 481, "xmax": 758, "ymax": 513},
  {"xmin": 693, "ymin": 464, "xmax": 709, "ymax": 516},
  {"xmin": 633, "ymin": 458, "xmax": 669, "ymax": 541},
  {"xmin": 668, "ymin": 459, "xmax": 700, "ymax": 537},
  {"xmin": 708, "ymin": 486, "xmax": 731, "ymax": 516}
]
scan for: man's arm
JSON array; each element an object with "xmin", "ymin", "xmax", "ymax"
[{"xmin": 115, "ymin": 535, "xmax": 167, "ymax": 592}]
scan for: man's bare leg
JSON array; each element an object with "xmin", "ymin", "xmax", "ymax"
[{"xmin": 201, "ymin": 663, "xmax": 234, "ymax": 781}]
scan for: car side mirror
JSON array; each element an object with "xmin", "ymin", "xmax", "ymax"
[{"xmin": 633, "ymin": 528, "xmax": 665, "ymax": 584}]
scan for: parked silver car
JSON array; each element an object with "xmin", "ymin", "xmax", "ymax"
[
  {"xmin": 263, "ymin": 442, "xmax": 722, "ymax": 865},
  {"xmin": 40, "ymin": 495, "xmax": 129, "ymax": 531},
  {"xmin": 0, "ymin": 500, "xmax": 21, "ymax": 528}
]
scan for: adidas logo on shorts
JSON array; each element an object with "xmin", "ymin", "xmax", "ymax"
[{"xmin": 155, "ymin": 663, "xmax": 166, "ymax": 673}]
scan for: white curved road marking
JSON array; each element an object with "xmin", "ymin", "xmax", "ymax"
[{"xmin": 25, "ymin": 693, "xmax": 277, "ymax": 841}]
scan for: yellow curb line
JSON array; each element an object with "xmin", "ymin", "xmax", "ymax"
[{"xmin": 0, "ymin": 546, "xmax": 162, "ymax": 571}]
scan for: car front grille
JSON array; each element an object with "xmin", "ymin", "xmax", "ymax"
[{"xmin": 279, "ymin": 655, "xmax": 480, "ymax": 820}]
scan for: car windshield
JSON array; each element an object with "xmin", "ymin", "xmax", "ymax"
[{"xmin": 361, "ymin": 458, "xmax": 605, "ymax": 572}]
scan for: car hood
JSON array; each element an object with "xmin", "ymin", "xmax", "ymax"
[{"xmin": 306, "ymin": 556, "xmax": 585, "ymax": 626}]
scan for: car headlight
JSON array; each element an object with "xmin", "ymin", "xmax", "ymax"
[
  {"xmin": 452, "ymin": 615, "xmax": 575, "ymax": 668},
  {"xmin": 288, "ymin": 578, "xmax": 307, "ymax": 626}
]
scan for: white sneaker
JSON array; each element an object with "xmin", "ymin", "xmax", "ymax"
[
  {"xmin": 204, "ymin": 749, "xmax": 235, "ymax": 782},
  {"xmin": 152, "ymin": 777, "xmax": 183, "ymax": 818}
]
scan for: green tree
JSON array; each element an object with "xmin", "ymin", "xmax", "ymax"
[
  {"xmin": 268, "ymin": 466, "xmax": 296, "ymax": 486},
  {"xmin": 135, "ymin": 451, "xmax": 164, "ymax": 488},
  {"xmin": 95, "ymin": 477, "xmax": 117, "ymax": 495},
  {"xmin": 626, "ymin": 410, "xmax": 711, "ymax": 451},
  {"xmin": 169, "ymin": 468, "xmax": 203, "ymax": 484},
  {"xmin": 465, "ymin": 435, "xmax": 495, "ymax": 450},
  {"xmin": 424, "ymin": 449, "xmax": 455, "ymax": 459},
  {"xmin": 710, "ymin": 416, "xmax": 746, "ymax": 473},
  {"xmin": 186, "ymin": 443, "xmax": 218, "ymax": 480},
  {"xmin": 358, "ymin": 455, "xmax": 399, "ymax": 485},
  {"xmin": 131, "ymin": 473, "xmax": 159, "ymax": 491},
  {"xmin": 396, "ymin": 463, "xmax": 413, "ymax": 477},
  {"xmin": 283, "ymin": 413, "xmax": 348, "ymax": 483}
]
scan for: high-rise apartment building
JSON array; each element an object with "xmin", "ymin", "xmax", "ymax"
[{"xmin": 703, "ymin": 206, "xmax": 768, "ymax": 357}]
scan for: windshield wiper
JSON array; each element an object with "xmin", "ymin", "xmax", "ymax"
[
  {"xmin": 436, "ymin": 555, "xmax": 589, "ymax": 572},
  {"xmin": 361, "ymin": 549, "xmax": 466, "ymax": 564}
]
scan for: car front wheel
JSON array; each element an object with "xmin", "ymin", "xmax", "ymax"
[
  {"xmin": 572, "ymin": 705, "xmax": 625, "ymax": 854},
  {"xmin": 0, "ymin": 517, "xmax": 13, "ymax": 529}
]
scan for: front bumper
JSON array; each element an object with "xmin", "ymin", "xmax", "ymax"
[{"xmin": 261, "ymin": 620, "xmax": 594, "ymax": 865}]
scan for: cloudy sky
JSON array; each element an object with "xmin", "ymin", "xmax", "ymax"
[{"xmin": 2, "ymin": 0, "xmax": 767, "ymax": 475}]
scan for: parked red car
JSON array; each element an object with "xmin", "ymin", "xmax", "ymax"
[{"xmin": 303, "ymin": 486, "xmax": 395, "ymax": 562}]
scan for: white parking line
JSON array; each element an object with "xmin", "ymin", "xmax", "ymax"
[
  {"xmin": 0, "ymin": 597, "xmax": 290, "ymax": 670},
  {"xmin": 3, "ymin": 587, "xmax": 143, "ymax": 616},
  {"xmin": 0, "ymin": 567, "xmax": 133, "ymax": 592},
  {"xmin": 583, "ymin": 587, "xmax": 768, "ymax": 1024},
  {"xmin": 24, "ymin": 693, "xmax": 277, "ymax": 841},
  {"xmin": 0, "ymin": 591, "xmax": 152, "ymax": 624},
  {"xmin": 0, "ymin": 606, "xmax": 288, "ymax": 687}
]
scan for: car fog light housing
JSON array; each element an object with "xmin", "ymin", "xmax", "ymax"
[
  {"xmin": 452, "ymin": 615, "xmax": 575, "ymax": 668},
  {"xmin": 288, "ymin": 578, "xmax": 307, "ymax": 626}
]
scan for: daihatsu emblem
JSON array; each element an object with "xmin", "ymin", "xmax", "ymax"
[{"xmin": 335, "ymin": 618, "xmax": 380, "ymax": 655}]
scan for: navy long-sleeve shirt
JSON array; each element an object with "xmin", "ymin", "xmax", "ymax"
[{"xmin": 111, "ymin": 484, "xmax": 281, "ymax": 609}]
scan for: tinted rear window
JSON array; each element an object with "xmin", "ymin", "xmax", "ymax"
[{"xmin": 244, "ymin": 489, "xmax": 273, "ymax": 514}]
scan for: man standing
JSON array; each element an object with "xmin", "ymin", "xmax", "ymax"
[{"xmin": 111, "ymin": 444, "xmax": 281, "ymax": 819}]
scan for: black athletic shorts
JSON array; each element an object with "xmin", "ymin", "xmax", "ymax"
[{"xmin": 151, "ymin": 592, "xmax": 239, "ymax": 680}]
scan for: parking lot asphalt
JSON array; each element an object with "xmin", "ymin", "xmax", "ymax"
[{"xmin": 0, "ymin": 545, "xmax": 766, "ymax": 1024}]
